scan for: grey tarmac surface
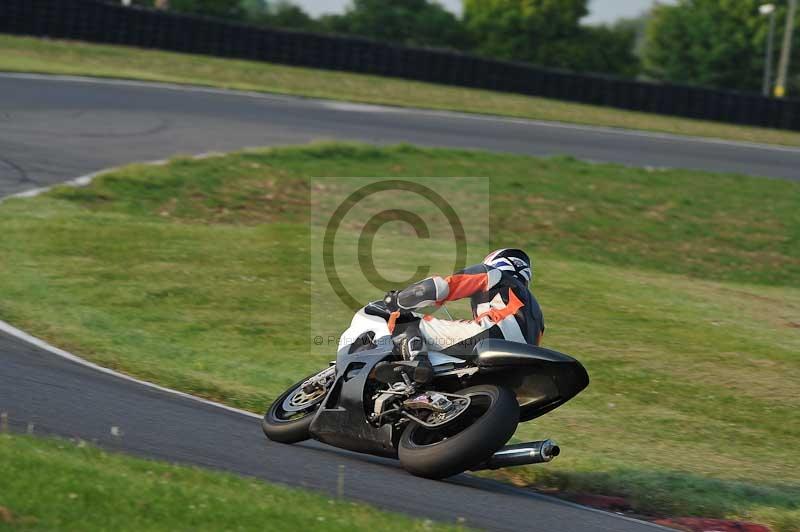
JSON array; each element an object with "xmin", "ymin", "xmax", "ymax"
[
  {"xmin": 2, "ymin": 72, "xmax": 784, "ymax": 531},
  {"xmin": 1, "ymin": 74, "xmax": 799, "ymax": 198}
]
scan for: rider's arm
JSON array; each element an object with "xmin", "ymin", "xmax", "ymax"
[{"xmin": 395, "ymin": 264, "xmax": 501, "ymax": 310}]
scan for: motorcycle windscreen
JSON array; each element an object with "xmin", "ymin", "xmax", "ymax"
[{"xmin": 475, "ymin": 340, "xmax": 590, "ymax": 422}]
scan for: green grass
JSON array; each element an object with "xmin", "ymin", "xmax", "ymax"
[
  {"xmin": 3, "ymin": 34, "xmax": 800, "ymax": 147},
  {"xmin": 1, "ymin": 144, "xmax": 798, "ymax": 530},
  {"xmin": 0, "ymin": 434, "xmax": 461, "ymax": 531}
]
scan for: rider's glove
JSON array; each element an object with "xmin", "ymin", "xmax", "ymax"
[{"xmin": 383, "ymin": 290, "xmax": 401, "ymax": 312}]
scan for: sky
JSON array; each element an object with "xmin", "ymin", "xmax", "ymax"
[{"xmin": 290, "ymin": 0, "xmax": 677, "ymax": 24}]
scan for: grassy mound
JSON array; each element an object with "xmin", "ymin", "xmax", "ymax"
[{"xmin": 1, "ymin": 144, "xmax": 797, "ymax": 529}]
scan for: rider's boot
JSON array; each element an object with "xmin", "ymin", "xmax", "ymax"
[
  {"xmin": 395, "ymin": 334, "xmax": 423, "ymax": 361},
  {"xmin": 376, "ymin": 333, "xmax": 434, "ymax": 385},
  {"xmin": 397, "ymin": 335, "xmax": 434, "ymax": 382}
]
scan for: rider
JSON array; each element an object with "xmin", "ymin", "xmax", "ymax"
[{"xmin": 383, "ymin": 248, "xmax": 544, "ymax": 370}]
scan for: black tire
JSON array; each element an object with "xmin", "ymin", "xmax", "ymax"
[
  {"xmin": 398, "ymin": 384, "xmax": 519, "ymax": 479},
  {"xmin": 262, "ymin": 370, "xmax": 330, "ymax": 444}
]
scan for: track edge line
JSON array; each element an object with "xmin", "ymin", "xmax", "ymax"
[{"xmin": 0, "ymin": 319, "xmax": 261, "ymax": 419}]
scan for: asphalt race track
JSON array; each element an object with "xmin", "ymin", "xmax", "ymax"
[
  {"xmin": 3, "ymin": 73, "xmax": 797, "ymax": 531},
  {"xmin": 1, "ymin": 74, "xmax": 799, "ymax": 198}
]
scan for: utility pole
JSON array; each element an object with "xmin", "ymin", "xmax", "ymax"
[
  {"xmin": 761, "ymin": 4, "xmax": 777, "ymax": 97},
  {"xmin": 774, "ymin": 0, "xmax": 797, "ymax": 98}
]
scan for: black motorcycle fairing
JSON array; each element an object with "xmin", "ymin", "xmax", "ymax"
[
  {"xmin": 347, "ymin": 331, "xmax": 377, "ymax": 354},
  {"xmin": 476, "ymin": 339, "xmax": 577, "ymax": 365},
  {"xmin": 308, "ymin": 335, "xmax": 589, "ymax": 454},
  {"xmin": 472, "ymin": 339, "xmax": 589, "ymax": 422},
  {"xmin": 308, "ymin": 345, "xmax": 399, "ymax": 458}
]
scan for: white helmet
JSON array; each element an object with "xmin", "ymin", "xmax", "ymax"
[{"xmin": 483, "ymin": 248, "xmax": 533, "ymax": 284}]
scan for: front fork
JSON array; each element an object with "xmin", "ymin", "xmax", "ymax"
[{"xmin": 301, "ymin": 364, "xmax": 336, "ymax": 394}]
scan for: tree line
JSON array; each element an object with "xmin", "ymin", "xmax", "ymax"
[{"xmin": 129, "ymin": 0, "xmax": 800, "ymax": 95}]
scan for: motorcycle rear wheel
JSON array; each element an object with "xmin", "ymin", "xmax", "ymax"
[
  {"xmin": 262, "ymin": 368, "xmax": 332, "ymax": 444},
  {"xmin": 398, "ymin": 384, "xmax": 519, "ymax": 479}
]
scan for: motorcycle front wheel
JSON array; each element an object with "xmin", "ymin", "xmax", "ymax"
[
  {"xmin": 262, "ymin": 367, "xmax": 333, "ymax": 444},
  {"xmin": 398, "ymin": 384, "xmax": 519, "ymax": 479}
]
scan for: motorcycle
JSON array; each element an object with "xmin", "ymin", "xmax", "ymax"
[{"xmin": 262, "ymin": 300, "xmax": 589, "ymax": 479}]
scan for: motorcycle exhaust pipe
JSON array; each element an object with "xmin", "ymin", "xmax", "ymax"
[{"xmin": 472, "ymin": 439, "xmax": 560, "ymax": 471}]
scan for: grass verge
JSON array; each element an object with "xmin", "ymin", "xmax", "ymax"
[
  {"xmin": 0, "ymin": 144, "xmax": 798, "ymax": 530},
  {"xmin": 0, "ymin": 433, "xmax": 460, "ymax": 531},
  {"xmin": 3, "ymin": 34, "xmax": 800, "ymax": 147}
]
